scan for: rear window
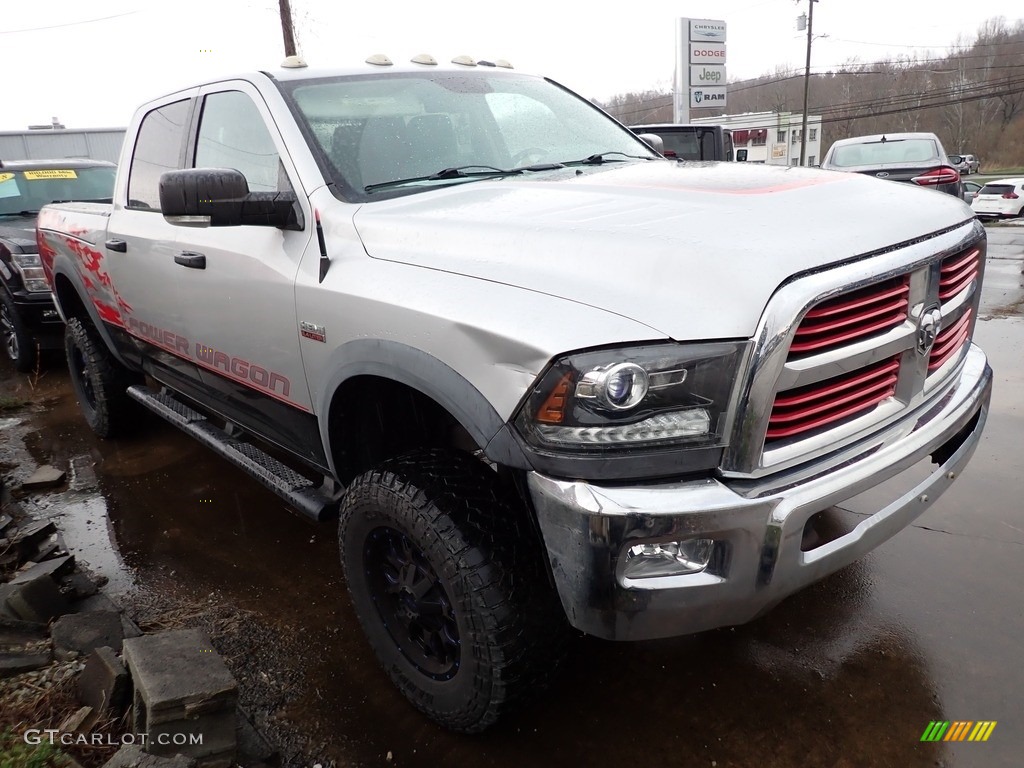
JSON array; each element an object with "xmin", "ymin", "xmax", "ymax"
[
  {"xmin": 979, "ymin": 184, "xmax": 1015, "ymax": 195},
  {"xmin": 830, "ymin": 138, "xmax": 939, "ymax": 168}
]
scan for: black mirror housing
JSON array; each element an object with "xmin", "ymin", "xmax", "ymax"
[{"xmin": 159, "ymin": 168, "xmax": 302, "ymax": 230}]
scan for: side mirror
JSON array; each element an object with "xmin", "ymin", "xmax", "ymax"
[
  {"xmin": 159, "ymin": 168, "xmax": 301, "ymax": 230},
  {"xmin": 636, "ymin": 133, "xmax": 665, "ymax": 155},
  {"xmin": 735, "ymin": 149, "xmax": 748, "ymax": 162}
]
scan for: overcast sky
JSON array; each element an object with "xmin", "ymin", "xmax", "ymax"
[{"xmin": 2, "ymin": 0, "xmax": 1021, "ymax": 131}]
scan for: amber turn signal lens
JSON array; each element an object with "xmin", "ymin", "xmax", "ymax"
[{"xmin": 536, "ymin": 372, "xmax": 572, "ymax": 424}]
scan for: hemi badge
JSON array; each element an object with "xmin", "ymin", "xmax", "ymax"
[{"xmin": 300, "ymin": 322, "xmax": 326, "ymax": 343}]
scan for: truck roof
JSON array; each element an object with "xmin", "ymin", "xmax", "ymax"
[{"xmin": 0, "ymin": 158, "xmax": 116, "ymax": 170}]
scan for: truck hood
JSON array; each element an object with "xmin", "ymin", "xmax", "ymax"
[
  {"xmin": 0, "ymin": 214, "xmax": 38, "ymax": 253},
  {"xmin": 352, "ymin": 162, "xmax": 974, "ymax": 340}
]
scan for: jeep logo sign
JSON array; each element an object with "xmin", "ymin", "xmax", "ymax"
[
  {"xmin": 690, "ymin": 87, "xmax": 727, "ymax": 108},
  {"xmin": 689, "ymin": 19, "xmax": 727, "ymax": 43},
  {"xmin": 690, "ymin": 42, "xmax": 727, "ymax": 64},
  {"xmin": 691, "ymin": 65, "xmax": 726, "ymax": 84}
]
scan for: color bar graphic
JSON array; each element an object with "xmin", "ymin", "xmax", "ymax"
[{"xmin": 920, "ymin": 721, "xmax": 996, "ymax": 742}]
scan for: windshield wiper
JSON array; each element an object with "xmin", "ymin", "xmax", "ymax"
[
  {"xmin": 0, "ymin": 210, "xmax": 41, "ymax": 218},
  {"xmin": 365, "ymin": 165, "xmax": 523, "ymax": 193},
  {"xmin": 562, "ymin": 151, "xmax": 655, "ymax": 166}
]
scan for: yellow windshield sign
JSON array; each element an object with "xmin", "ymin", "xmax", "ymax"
[
  {"xmin": 23, "ymin": 169, "xmax": 78, "ymax": 180},
  {"xmin": 0, "ymin": 173, "xmax": 14, "ymax": 184}
]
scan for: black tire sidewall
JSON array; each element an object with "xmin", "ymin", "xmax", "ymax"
[
  {"xmin": 0, "ymin": 290, "xmax": 35, "ymax": 373},
  {"xmin": 341, "ymin": 487, "xmax": 491, "ymax": 728},
  {"xmin": 64, "ymin": 317, "xmax": 126, "ymax": 438}
]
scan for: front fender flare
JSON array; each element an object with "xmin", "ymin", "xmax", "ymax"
[{"xmin": 318, "ymin": 339, "xmax": 532, "ymax": 474}]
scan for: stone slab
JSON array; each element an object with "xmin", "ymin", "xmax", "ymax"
[
  {"xmin": 10, "ymin": 519, "xmax": 56, "ymax": 553},
  {"xmin": 102, "ymin": 745, "xmax": 196, "ymax": 768},
  {"xmin": 11, "ymin": 554, "xmax": 76, "ymax": 584},
  {"xmin": 5, "ymin": 572, "xmax": 72, "ymax": 623},
  {"xmin": 0, "ymin": 614, "xmax": 48, "ymax": 644},
  {"xmin": 61, "ymin": 571, "xmax": 101, "ymax": 601},
  {"xmin": 59, "ymin": 705, "xmax": 97, "ymax": 734},
  {"xmin": 52, "ymin": 610, "xmax": 125, "ymax": 660},
  {"xmin": 0, "ymin": 649, "xmax": 52, "ymax": 678},
  {"xmin": 123, "ymin": 629, "xmax": 237, "ymax": 720},
  {"xmin": 22, "ymin": 465, "xmax": 67, "ymax": 490},
  {"xmin": 78, "ymin": 646, "xmax": 130, "ymax": 716}
]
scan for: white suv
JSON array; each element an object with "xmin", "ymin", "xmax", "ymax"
[{"xmin": 971, "ymin": 178, "xmax": 1024, "ymax": 219}]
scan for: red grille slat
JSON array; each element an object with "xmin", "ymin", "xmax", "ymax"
[
  {"xmin": 790, "ymin": 278, "xmax": 909, "ymax": 357},
  {"xmin": 789, "ymin": 307, "xmax": 908, "ymax": 353},
  {"xmin": 772, "ymin": 359, "xmax": 900, "ymax": 410},
  {"xmin": 802, "ymin": 282, "xmax": 910, "ymax": 320},
  {"xmin": 928, "ymin": 309, "xmax": 972, "ymax": 371},
  {"xmin": 766, "ymin": 357, "xmax": 899, "ymax": 440},
  {"xmin": 938, "ymin": 251, "xmax": 980, "ymax": 300}
]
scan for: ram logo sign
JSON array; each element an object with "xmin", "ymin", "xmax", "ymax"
[{"xmin": 690, "ymin": 87, "xmax": 727, "ymax": 108}]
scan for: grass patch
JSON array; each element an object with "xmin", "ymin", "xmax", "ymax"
[
  {"xmin": 0, "ymin": 731, "xmax": 69, "ymax": 768},
  {"xmin": 0, "ymin": 396, "xmax": 30, "ymax": 413}
]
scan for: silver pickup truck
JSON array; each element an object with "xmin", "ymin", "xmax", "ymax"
[{"xmin": 38, "ymin": 57, "xmax": 992, "ymax": 733}]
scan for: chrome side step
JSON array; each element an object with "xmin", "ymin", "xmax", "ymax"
[{"xmin": 127, "ymin": 385, "xmax": 337, "ymax": 522}]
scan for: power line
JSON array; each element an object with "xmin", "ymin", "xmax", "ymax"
[
  {"xmin": 0, "ymin": 11, "xmax": 138, "ymax": 35},
  {"xmin": 606, "ymin": 67, "xmax": 1024, "ymax": 122}
]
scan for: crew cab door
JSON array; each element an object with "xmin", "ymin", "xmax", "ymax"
[
  {"xmin": 170, "ymin": 82, "xmax": 320, "ymax": 459},
  {"xmin": 105, "ymin": 92, "xmax": 202, "ymax": 388}
]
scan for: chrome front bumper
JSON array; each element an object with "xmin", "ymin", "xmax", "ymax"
[{"xmin": 528, "ymin": 345, "xmax": 992, "ymax": 641}]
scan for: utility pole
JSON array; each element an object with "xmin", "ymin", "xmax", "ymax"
[
  {"xmin": 799, "ymin": 0, "xmax": 817, "ymax": 166},
  {"xmin": 279, "ymin": 0, "xmax": 297, "ymax": 58}
]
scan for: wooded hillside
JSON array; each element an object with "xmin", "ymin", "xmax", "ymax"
[{"xmin": 602, "ymin": 17, "xmax": 1024, "ymax": 170}]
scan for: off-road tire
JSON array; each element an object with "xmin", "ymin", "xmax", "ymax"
[
  {"xmin": 64, "ymin": 317, "xmax": 138, "ymax": 438},
  {"xmin": 1, "ymin": 290, "xmax": 36, "ymax": 373},
  {"xmin": 339, "ymin": 449, "xmax": 568, "ymax": 733}
]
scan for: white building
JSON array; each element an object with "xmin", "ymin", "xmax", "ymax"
[{"xmin": 691, "ymin": 111, "xmax": 823, "ymax": 166}]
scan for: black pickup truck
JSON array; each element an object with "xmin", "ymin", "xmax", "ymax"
[
  {"xmin": 0, "ymin": 158, "xmax": 116, "ymax": 371},
  {"xmin": 631, "ymin": 123, "xmax": 735, "ymax": 161}
]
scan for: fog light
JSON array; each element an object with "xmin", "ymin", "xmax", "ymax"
[
  {"xmin": 42, "ymin": 309, "xmax": 60, "ymax": 320},
  {"xmin": 624, "ymin": 538, "xmax": 714, "ymax": 579}
]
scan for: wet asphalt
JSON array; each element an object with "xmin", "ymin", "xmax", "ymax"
[{"xmin": 1, "ymin": 227, "xmax": 1022, "ymax": 768}]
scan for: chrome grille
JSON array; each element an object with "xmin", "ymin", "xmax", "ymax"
[{"xmin": 721, "ymin": 221, "xmax": 986, "ymax": 479}]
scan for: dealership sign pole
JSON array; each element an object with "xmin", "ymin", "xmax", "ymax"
[{"xmin": 675, "ymin": 18, "xmax": 727, "ymax": 124}]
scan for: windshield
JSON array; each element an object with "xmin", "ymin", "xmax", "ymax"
[
  {"xmin": 277, "ymin": 71, "xmax": 657, "ymax": 199},
  {"xmin": 0, "ymin": 167, "xmax": 116, "ymax": 215},
  {"xmin": 829, "ymin": 138, "xmax": 939, "ymax": 168}
]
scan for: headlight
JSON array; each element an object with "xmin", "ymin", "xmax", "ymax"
[
  {"xmin": 11, "ymin": 252, "xmax": 49, "ymax": 293},
  {"xmin": 515, "ymin": 341, "xmax": 746, "ymax": 455}
]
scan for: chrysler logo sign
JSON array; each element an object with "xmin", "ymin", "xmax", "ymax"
[{"xmin": 917, "ymin": 307, "xmax": 943, "ymax": 356}]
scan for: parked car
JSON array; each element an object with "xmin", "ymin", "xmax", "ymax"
[
  {"xmin": 821, "ymin": 132, "xmax": 963, "ymax": 198},
  {"xmin": 0, "ymin": 158, "xmax": 116, "ymax": 371},
  {"xmin": 963, "ymin": 154, "xmax": 981, "ymax": 174},
  {"xmin": 971, "ymin": 178, "xmax": 1024, "ymax": 219},
  {"xmin": 948, "ymin": 154, "xmax": 969, "ymax": 175},
  {"xmin": 963, "ymin": 180, "xmax": 983, "ymax": 205},
  {"xmin": 38, "ymin": 59, "xmax": 991, "ymax": 733}
]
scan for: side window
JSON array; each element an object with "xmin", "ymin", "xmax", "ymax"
[
  {"xmin": 127, "ymin": 100, "xmax": 190, "ymax": 211},
  {"xmin": 195, "ymin": 91, "xmax": 287, "ymax": 193}
]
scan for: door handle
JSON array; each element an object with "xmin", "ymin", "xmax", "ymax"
[
  {"xmin": 174, "ymin": 251, "xmax": 206, "ymax": 269},
  {"xmin": 105, "ymin": 239, "xmax": 127, "ymax": 252}
]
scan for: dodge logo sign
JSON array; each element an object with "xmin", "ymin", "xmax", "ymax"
[{"xmin": 917, "ymin": 307, "xmax": 943, "ymax": 356}]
